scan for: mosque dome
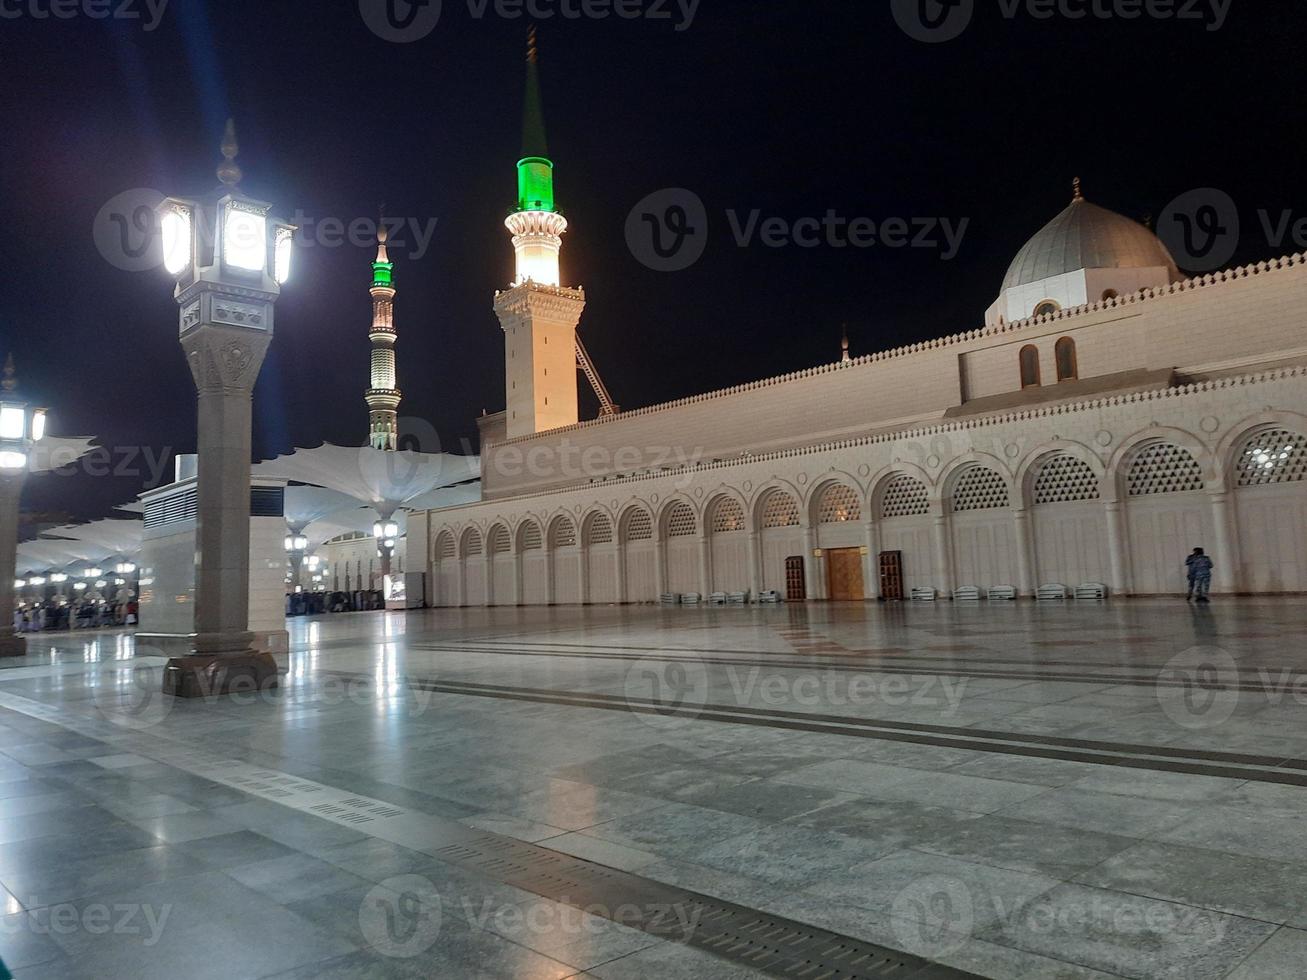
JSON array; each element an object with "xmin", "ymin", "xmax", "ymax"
[{"xmin": 1002, "ymin": 180, "xmax": 1179, "ymax": 291}]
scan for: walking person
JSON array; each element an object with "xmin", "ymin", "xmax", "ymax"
[{"xmin": 1186, "ymin": 548, "xmax": 1214, "ymax": 603}]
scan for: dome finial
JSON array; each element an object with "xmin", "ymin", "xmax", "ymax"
[
  {"xmin": 2, "ymin": 354, "xmax": 15, "ymax": 393},
  {"xmin": 527, "ymin": 24, "xmax": 538, "ymax": 65},
  {"xmin": 217, "ymin": 118, "xmax": 243, "ymax": 187},
  {"xmin": 1072, "ymin": 176, "xmax": 1084, "ymax": 202},
  {"xmin": 375, "ymin": 204, "xmax": 390, "ymax": 262}
]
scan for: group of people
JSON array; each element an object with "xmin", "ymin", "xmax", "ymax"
[{"xmin": 12, "ymin": 599, "xmax": 138, "ymax": 632}]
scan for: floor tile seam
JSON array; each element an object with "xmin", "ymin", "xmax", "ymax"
[
  {"xmin": 408, "ymin": 642, "xmax": 1276, "ymax": 690},
  {"xmin": 326, "ymin": 672, "xmax": 1307, "ymax": 774}
]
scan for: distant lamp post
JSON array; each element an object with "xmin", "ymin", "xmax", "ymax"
[
  {"xmin": 156, "ymin": 120, "xmax": 295, "ymax": 698},
  {"xmin": 284, "ymin": 533, "xmax": 309, "ymax": 591},
  {"xmin": 373, "ymin": 518, "xmax": 400, "ymax": 576},
  {"xmin": 0, "ymin": 355, "xmax": 47, "ymax": 658}
]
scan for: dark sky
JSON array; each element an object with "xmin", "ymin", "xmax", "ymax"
[{"xmin": 2, "ymin": 0, "xmax": 1301, "ymax": 523}]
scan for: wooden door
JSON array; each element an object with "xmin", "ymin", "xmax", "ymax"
[
  {"xmin": 826, "ymin": 548, "xmax": 865, "ymax": 601},
  {"xmin": 879, "ymin": 550, "xmax": 904, "ymax": 601},
  {"xmin": 784, "ymin": 556, "xmax": 806, "ymax": 601}
]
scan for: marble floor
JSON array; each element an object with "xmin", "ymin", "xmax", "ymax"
[{"xmin": 1, "ymin": 599, "xmax": 1307, "ymax": 978}]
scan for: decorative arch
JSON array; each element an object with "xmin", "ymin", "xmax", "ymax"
[
  {"xmin": 1233, "ymin": 428, "xmax": 1307, "ymax": 487},
  {"xmin": 1031, "ymin": 455, "xmax": 1101, "ymax": 505},
  {"xmin": 1016, "ymin": 442, "xmax": 1104, "ymax": 507},
  {"xmin": 707, "ymin": 493, "xmax": 747, "ymax": 534},
  {"xmin": 548, "ymin": 514, "xmax": 578, "ymax": 549},
  {"xmin": 756, "ymin": 487, "xmax": 801, "ymax": 529},
  {"xmin": 660, "ymin": 499, "xmax": 698, "ymax": 539},
  {"xmin": 619, "ymin": 504, "xmax": 655, "ymax": 543},
  {"xmin": 1214, "ymin": 411, "xmax": 1307, "ymax": 491},
  {"xmin": 434, "ymin": 529, "xmax": 456, "ymax": 561},
  {"xmin": 459, "ymin": 526, "xmax": 483, "ymax": 558},
  {"xmin": 876, "ymin": 473, "xmax": 930, "ymax": 520},
  {"xmin": 812, "ymin": 480, "xmax": 863, "ymax": 525},
  {"xmin": 487, "ymin": 524, "xmax": 511, "ymax": 555},
  {"xmin": 947, "ymin": 465, "xmax": 1011, "ymax": 512},
  {"xmin": 516, "ymin": 519, "xmax": 544, "ymax": 552},
  {"xmin": 582, "ymin": 510, "xmax": 615, "ymax": 546}
]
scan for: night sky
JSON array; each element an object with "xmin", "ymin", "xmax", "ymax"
[{"xmin": 2, "ymin": 0, "xmax": 1302, "ymax": 524}]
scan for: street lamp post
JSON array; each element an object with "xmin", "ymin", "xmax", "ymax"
[
  {"xmin": 157, "ymin": 121, "xmax": 295, "ymax": 698},
  {"xmin": 284, "ymin": 533, "xmax": 308, "ymax": 592},
  {"xmin": 0, "ymin": 355, "xmax": 47, "ymax": 658}
]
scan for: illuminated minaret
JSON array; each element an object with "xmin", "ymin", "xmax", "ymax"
[
  {"xmin": 494, "ymin": 28, "xmax": 586, "ymax": 439},
  {"xmin": 366, "ymin": 223, "xmax": 400, "ymax": 450}
]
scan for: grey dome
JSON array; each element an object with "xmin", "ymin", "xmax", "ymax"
[{"xmin": 1002, "ymin": 194, "xmax": 1179, "ymax": 291}]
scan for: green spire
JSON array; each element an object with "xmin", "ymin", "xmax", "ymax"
[
  {"xmin": 516, "ymin": 27, "xmax": 557, "ymax": 213},
  {"xmin": 372, "ymin": 215, "xmax": 394, "ymax": 287}
]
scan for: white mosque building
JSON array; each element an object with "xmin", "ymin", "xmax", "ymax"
[{"xmin": 410, "ymin": 60, "xmax": 1307, "ymax": 606}]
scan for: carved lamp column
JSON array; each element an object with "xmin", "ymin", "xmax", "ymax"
[{"xmin": 157, "ymin": 121, "xmax": 295, "ymax": 698}]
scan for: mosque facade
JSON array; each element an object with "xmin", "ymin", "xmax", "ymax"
[{"xmin": 410, "ymin": 60, "xmax": 1307, "ymax": 605}]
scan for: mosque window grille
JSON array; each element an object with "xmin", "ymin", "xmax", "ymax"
[
  {"xmin": 760, "ymin": 491, "xmax": 800, "ymax": 529},
  {"xmin": 710, "ymin": 497, "xmax": 746, "ymax": 533},
  {"xmin": 487, "ymin": 525, "xmax": 511, "ymax": 555},
  {"xmin": 519, "ymin": 522, "xmax": 543, "ymax": 551},
  {"xmin": 1236, "ymin": 429, "xmax": 1307, "ymax": 487},
  {"xmin": 880, "ymin": 475, "xmax": 930, "ymax": 519},
  {"xmin": 665, "ymin": 503, "xmax": 697, "ymax": 538},
  {"xmin": 550, "ymin": 518, "xmax": 578, "ymax": 548},
  {"xmin": 1126, "ymin": 443, "xmax": 1204, "ymax": 496},
  {"xmin": 585, "ymin": 514, "xmax": 614, "ymax": 545},
  {"xmin": 624, "ymin": 509, "xmax": 653, "ymax": 542},
  {"xmin": 435, "ymin": 533, "xmax": 456, "ymax": 561},
  {"xmin": 461, "ymin": 530, "xmax": 483, "ymax": 557},
  {"xmin": 1033, "ymin": 455, "xmax": 1100, "ymax": 504},
  {"xmin": 951, "ymin": 467, "xmax": 1010, "ymax": 512},
  {"xmin": 818, "ymin": 483, "xmax": 861, "ymax": 524}
]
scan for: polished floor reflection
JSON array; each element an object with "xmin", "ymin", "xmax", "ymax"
[{"xmin": 2, "ymin": 599, "xmax": 1307, "ymax": 978}]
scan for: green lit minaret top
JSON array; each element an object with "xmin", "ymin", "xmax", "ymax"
[
  {"xmin": 372, "ymin": 219, "xmax": 394, "ymax": 288},
  {"xmin": 516, "ymin": 27, "xmax": 557, "ymax": 214}
]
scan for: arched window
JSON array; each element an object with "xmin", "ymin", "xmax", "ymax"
[
  {"xmin": 1055, "ymin": 337, "xmax": 1078, "ymax": 382},
  {"xmin": 1033, "ymin": 301, "xmax": 1060, "ymax": 318},
  {"xmin": 1019, "ymin": 345, "xmax": 1041, "ymax": 388}
]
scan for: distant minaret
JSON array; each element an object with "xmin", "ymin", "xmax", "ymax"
[
  {"xmin": 840, "ymin": 324, "xmax": 851, "ymax": 363},
  {"xmin": 366, "ymin": 222, "xmax": 400, "ymax": 451},
  {"xmin": 494, "ymin": 27, "xmax": 586, "ymax": 439}
]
